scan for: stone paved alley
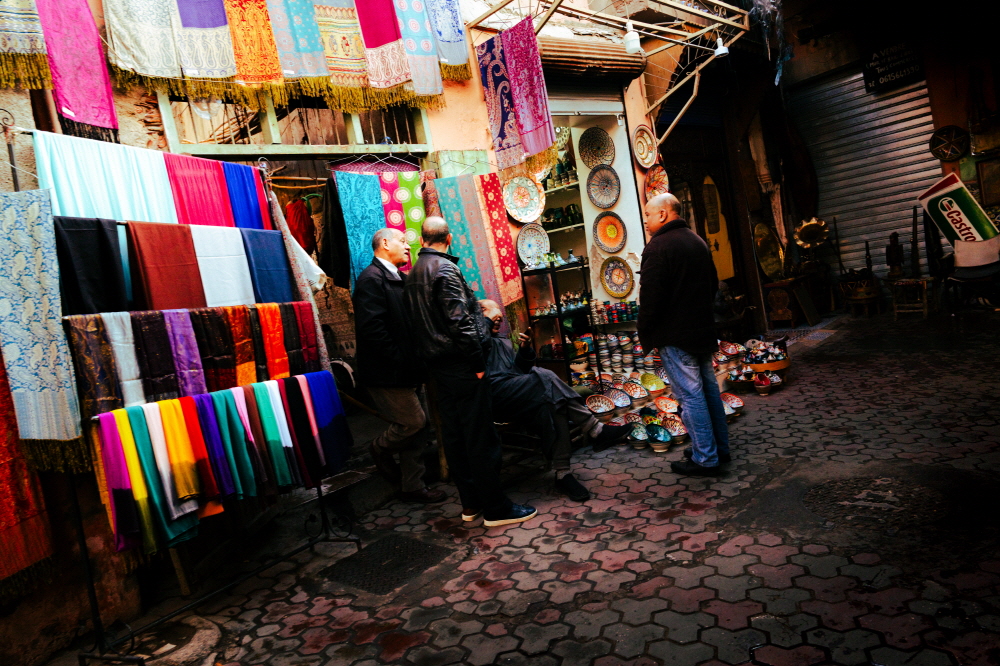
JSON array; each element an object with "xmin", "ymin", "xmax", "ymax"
[{"xmin": 66, "ymin": 315, "xmax": 1000, "ymax": 666}]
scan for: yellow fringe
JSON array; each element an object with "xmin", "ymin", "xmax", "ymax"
[
  {"xmin": 0, "ymin": 52, "xmax": 52, "ymax": 90},
  {"xmin": 441, "ymin": 62, "xmax": 472, "ymax": 82},
  {"xmin": 498, "ymin": 144, "xmax": 560, "ymax": 184},
  {"xmin": 21, "ymin": 436, "xmax": 92, "ymax": 473}
]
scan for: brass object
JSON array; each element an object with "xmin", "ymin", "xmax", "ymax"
[
  {"xmin": 754, "ymin": 222, "xmax": 785, "ymax": 281},
  {"xmin": 794, "ymin": 217, "xmax": 829, "ymax": 249}
]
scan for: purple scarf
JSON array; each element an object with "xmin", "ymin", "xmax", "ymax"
[
  {"xmin": 194, "ymin": 393, "xmax": 237, "ymax": 498},
  {"xmin": 476, "ymin": 34, "xmax": 524, "ymax": 170},
  {"xmin": 98, "ymin": 413, "xmax": 140, "ymax": 551},
  {"xmin": 500, "ymin": 19, "xmax": 555, "ymax": 157},
  {"xmin": 163, "ymin": 310, "xmax": 208, "ymax": 397}
]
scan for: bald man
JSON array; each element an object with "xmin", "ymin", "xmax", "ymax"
[
  {"xmin": 404, "ymin": 217, "xmax": 536, "ymax": 527},
  {"xmin": 638, "ymin": 193, "xmax": 731, "ymax": 476}
]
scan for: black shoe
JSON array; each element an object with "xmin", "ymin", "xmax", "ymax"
[
  {"xmin": 461, "ymin": 507, "xmax": 483, "ymax": 522},
  {"xmin": 592, "ymin": 424, "xmax": 632, "ymax": 451},
  {"xmin": 670, "ymin": 459, "xmax": 722, "ymax": 477},
  {"xmin": 554, "ymin": 473, "xmax": 590, "ymax": 502},
  {"xmin": 683, "ymin": 447, "xmax": 731, "ymax": 464},
  {"xmin": 369, "ymin": 441, "xmax": 401, "ymax": 484},
  {"xmin": 483, "ymin": 503, "xmax": 537, "ymax": 527}
]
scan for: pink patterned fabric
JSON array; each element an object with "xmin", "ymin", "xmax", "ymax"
[
  {"xmin": 378, "ymin": 172, "xmax": 411, "ymax": 270},
  {"xmin": 475, "ymin": 33, "xmax": 524, "ymax": 170},
  {"xmin": 501, "ymin": 18, "xmax": 555, "ymax": 157},
  {"xmin": 355, "ymin": 0, "xmax": 410, "ymax": 88}
]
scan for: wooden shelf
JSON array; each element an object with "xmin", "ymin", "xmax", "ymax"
[
  {"xmin": 544, "ymin": 181, "xmax": 579, "ymax": 195},
  {"xmin": 545, "ymin": 223, "xmax": 585, "ymax": 233}
]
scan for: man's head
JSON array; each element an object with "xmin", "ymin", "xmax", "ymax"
[
  {"xmin": 643, "ymin": 193, "xmax": 683, "ymax": 237},
  {"xmin": 371, "ymin": 228, "xmax": 410, "ymax": 267},
  {"xmin": 480, "ymin": 299, "xmax": 503, "ymax": 333},
  {"xmin": 421, "ymin": 216, "xmax": 452, "ymax": 250}
]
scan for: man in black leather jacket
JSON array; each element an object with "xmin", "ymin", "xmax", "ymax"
[{"xmin": 404, "ymin": 217, "xmax": 536, "ymax": 528}]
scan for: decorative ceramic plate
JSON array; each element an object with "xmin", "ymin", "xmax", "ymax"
[
  {"xmin": 516, "ymin": 223, "xmax": 549, "ymax": 265},
  {"xmin": 600, "ymin": 256, "xmax": 634, "ymax": 298},
  {"xmin": 554, "ymin": 126, "xmax": 572, "ymax": 152},
  {"xmin": 719, "ymin": 341, "xmax": 742, "ymax": 356},
  {"xmin": 579, "ymin": 126, "xmax": 615, "ymax": 168},
  {"xmin": 503, "ymin": 176, "xmax": 545, "ymax": 223},
  {"xmin": 644, "ymin": 165, "xmax": 670, "ymax": 201},
  {"xmin": 642, "ymin": 414, "xmax": 661, "ymax": 426},
  {"xmin": 662, "ymin": 414, "xmax": 687, "ymax": 438},
  {"xmin": 587, "ymin": 164, "xmax": 621, "ymax": 209},
  {"xmin": 632, "ymin": 124, "xmax": 658, "ymax": 169},
  {"xmin": 605, "ymin": 388, "xmax": 632, "ymax": 409},
  {"xmin": 593, "ymin": 212, "xmax": 627, "ymax": 253},
  {"xmin": 639, "ymin": 373, "xmax": 666, "ymax": 392},
  {"xmin": 646, "ymin": 424, "xmax": 672, "ymax": 443},
  {"xmin": 586, "ymin": 394, "xmax": 614, "ymax": 414},
  {"xmin": 607, "ymin": 417, "xmax": 627, "ymax": 426},
  {"xmin": 654, "ymin": 396, "xmax": 679, "ymax": 413},
  {"xmin": 720, "ymin": 393, "xmax": 744, "ymax": 410}
]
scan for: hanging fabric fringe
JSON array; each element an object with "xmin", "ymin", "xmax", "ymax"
[
  {"xmin": 0, "ymin": 52, "xmax": 51, "ymax": 89},
  {"xmin": 0, "ymin": 0, "xmax": 52, "ymax": 89},
  {"xmin": 440, "ymin": 62, "xmax": 471, "ymax": 81},
  {"xmin": 58, "ymin": 116, "xmax": 120, "ymax": 143}
]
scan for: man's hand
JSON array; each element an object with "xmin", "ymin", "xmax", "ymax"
[
  {"xmin": 475, "ymin": 371, "xmax": 485, "ymax": 379},
  {"xmin": 518, "ymin": 327, "xmax": 532, "ymax": 345}
]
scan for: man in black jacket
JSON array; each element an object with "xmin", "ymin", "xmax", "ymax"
[
  {"xmin": 404, "ymin": 217, "xmax": 536, "ymax": 527},
  {"xmin": 638, "ymin": 194, "xmax": 731, "ymax": 477},
  {"xmin": 353, "ymin": 228, "xmax": 445, "ymax": 504}
]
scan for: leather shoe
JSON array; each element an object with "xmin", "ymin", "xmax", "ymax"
[
  {"xmin": 369, "ymin": 441, "xmax": 401, "ymax": 484},
  {"xmin": 398, "ymin": 487, "xmax": 447, "ymax": 504},
  {"xmin": 683, "ymin": 447, "xmax": 731, "ymax": 464},
  {"xmin": 483, "ymin": 503, "xmax": 537, "ymax": 527},
  {"xmin": 554, "ymin": 473, "xmax": 590, "ymax": 502},
  {"xmin": 591, "ymin": 424, "xmax": 632, "ymax": 452},
  {"xmin": 670, "ymin": 459, "xmax": 722, "ymax": 477}
]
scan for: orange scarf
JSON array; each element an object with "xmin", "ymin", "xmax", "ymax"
[
  {"xmin": 256, "ymin": 303, "xmax": 289, "ymax": 379},
  {"xmin": 223, "ymin": 0, "xmax": 283, "ymax": 86}
]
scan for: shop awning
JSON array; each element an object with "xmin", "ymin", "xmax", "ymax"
[{"xmin": 538, "ymin": 37, "xmax": 647, "ymax": 83}]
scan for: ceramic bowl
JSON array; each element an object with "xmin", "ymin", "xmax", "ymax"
[
  {"xmin": 646, "ymin": 424, "xmax": 672, "ymax": 452},
  {"xmin": 611, "ymin": 381, "xmax": 626, "ymax": 390},
  {"xmin": 713, "ymin": 351, "xmax": 730, "ymax": 363},
  {"xmin": 605, "ymin": 388, "xmax": 632, "ymax": 415},
  {"xmin": 719, "ymin": 392, "xmax": 744, "ymax": 412},
  {"xmin": 639, "ymin": 406, "xmax": 657, "ymax": 417},
  {"xmin": 654, "ymin": 396, "xmax": 679, "ymax": 413},
  {"xmin": 623, "ymin": 381, "xmax": 649, "ymax": 406},
  {"xmin": 600, "ymin": 373, "xmax": 613, "ymax": 382},
  {"xmin": 586, "ymin": 394, "xmax": 615, "ymax": 421},
  {"xmin": 662, "ymin": 414, "xmax": 688, "ymax": 440},
  {"xmin": 654, "ymin": 367, "xmax": 670, "ymax": 383},
  {"xmin": 642, "ymin": 414, "xmax": 662, "ymax": 426},
  {"xmin": 623, "ymin": 412, "xmax": 643, "ymax": 424},
  {"xmin": 627, "ymin": 423, "xmax": 649, "ymax": 449},
  {"xmin": 606, "ymin": 417, "xmax": 627, "ymax": 426},
  {"xmin": 723, "ymin": 402, "xmax": 737, "ymax": 419},
  {"xmin": 640, "ymin": 372, "xmax": 666, "ymax": 392}
]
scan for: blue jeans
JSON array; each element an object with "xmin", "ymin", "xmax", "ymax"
[{"xmin": 659, "ymin": 346, "xmax": 730, "ymax": 467}]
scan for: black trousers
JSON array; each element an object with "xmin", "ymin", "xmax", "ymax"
[{"xmin": 430, "ymin": 362, "xmax": 512, "ymax": 516}]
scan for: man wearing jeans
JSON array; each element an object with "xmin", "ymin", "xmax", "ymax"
[{"xmin": 637, "ymin": 194, "xmax": 730, "ymax": 476}]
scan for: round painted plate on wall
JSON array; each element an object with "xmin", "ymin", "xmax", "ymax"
[
  {"xmin": 644, "ymin": 165, "xmax": 670, "ymax": 201},
  {"xmin": 593, "ymin": 212, "xmax": 627, "ymax": 253},
  {"xmin": 632, "ymin": 124, "xmax": 658, "ymax": 169},
  {"xmin": 579, "ymin": 127, "xmax": 616, "ymax": 168},
  {"xmin": 503, "ymin": 176, "xmax": 545, "ymax": 223},
  {"xmin": 516, "ymin": 223, "xmax": 550, "ymax": 265},
  {"xmin": 587, "ymin": 164, "xmax": 621, "ymax": 209},
  {"xmin": 600, "ymin": 256, "xmax": 634, "ymax": 298}
]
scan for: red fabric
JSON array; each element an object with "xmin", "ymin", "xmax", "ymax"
[
  {"xmin": 164, "ymin": 153, "xmax": 237, "ymax": 227},
  {"xmin": 179, "ymin": 397, "xmax": 220, "ymax": 499},
  {"xmin": 285, "ymin": 200, "xmax": 316, "ymax": 254},
  {"xmin": 127, "ymin": 221, "xmax": 208, "ymax": 310},
  {"xmin": 257, "ymin": 303, "xmax": 289, "ymax": 379},
  {"xmin": 292, "ymin": 301, "xmax": 319, "ymax": 371},
  {"xmin": 253, "ymin": 169, "xmax": 273, "ymax": 230}
]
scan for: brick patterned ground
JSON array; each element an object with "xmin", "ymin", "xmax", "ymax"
[{"xmin": 151, "ymin": 316, "xmax": 1000, "ymax": 665}]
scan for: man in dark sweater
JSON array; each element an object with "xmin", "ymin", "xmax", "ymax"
[{"xmin": 637, "ymin": 194, "xmax": 730, "ymax": 476}]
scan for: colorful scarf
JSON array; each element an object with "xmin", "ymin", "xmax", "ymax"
[
  {"xmin": 101, "ymin": 312, "xmax": 145, "ymax": 408},
  {"xmin": 256, "ymin": 303, "xmax": 289, "ymax": 379},
  {"xmin": 476, "ymin": 173, "xmax": 523, "ymax": 305},
  {"xmin": 247, "ymin": 306, "xmax": 270, "ymax": 381},
  {"xmin": 54, "ymin": 217, "xmax": 129, "ymax": 316},
  {"xmin": 0, "ymin": 0, "xmax": 51, "ymax": 89},
  {"xmin": 303, "ymin": 371, "xmax": 351, "ymax": 474},
  {"xmin": 434, "ymin": 176, "xmax": 485, "ymax": 298},
  {"xmin": 424, "ymin": 0, "xmax": 468, "ymax": 79},
  {"xmin": 294, "ymin": 374, "xmax": 324, "ymax": 465},
  {"xmin": 174, "ymin": 0, "xmax": 238, "ymax": 80},
  {"xmin": 0, "ymin": 355, "xmax": 53, "ymax": 599},
  {"xmin": 222, "ymin": 306, "xmax": 256, "ymax": 386},
  {"xmin": 193, "ymin": 394, "xmax": 235, "ymax": 497},
  {"xmin": 164, "ymin": 153, "xmax": 237, "ymax": 227},
  {"xmin": 240, "ymin": 229, "xmax": 296, "ymax": 304},
  {"xmin": 317, "ymin": 175, "xmax": 352, "ymax": 288},
  {"xmin": 397, "ymin": 171, "xmax": 427, "ymax": 265},
  {"xmin": 97, "ymin": 413, "xmax": 141, "ymax": 551},
  {"xmin": 292, "ymin": 301, "xmax": 320, "ymax": 372},
  {"xmin": 33, "ymin": 131, "xmax": 177, "ymax": 224},
  {"xmin": 281, "ymin": 377, "xmax": 322, "ymax": 485},
  {"xmin": 64, "ymin": 315, "xmax": 124, "ymax": 420},
  {"xmin": 259, "ymin": 381, "xmax": 295, "ymax": 485},
  {"xmin": 378, "ymin": 171, "xmax": 409, "ymax": 269},
  {"xmin": 266, "ymin": 0, "xmax": 328, "ymax": 91},
  {"xmin": 476, "ymin": 34, "xmax": 524, "ymax": 170},
  {"xmin": 223, "ymin": 0, "xmax": 284, "ymax": 87},
  {"xmin": 279, "ymin": 303, "xmax": 304, "ymax": 375},
  {"xmin": 457, "ymin": 175, "xmax": 503, "ymax": 307},
  {"xmin": 179, "ymin": 397, "xmax": 220, "ymax": 499},
  {"xmin": 285, "ymin": 199, "xmax": 316, "ymax": 255},
  {"xmin": 209, "ymin": 391, "xmax": 255, "ymax": 497},
  {"xmin": 0, "ymin": 190, "xmax": 86, "ymax": 472},
  {"xmin": 190, "ymin": 226, "xmax": 256, "ymax": 307},
  {"xmin": 238, "ymin": 385, "xmax": 271, "ymax": 492},
  {"xmin": 501, "ymin": 19, "xmax": 555, "ymax": 157},
  {"xmin": 422, "ymin": 178, "xmax": 442, "ymax": 218},
  {"xmin": 222, "ymin": 162, "xmax": 269, "ymax": 230},
  {"xmin": 314, "ymin": 0, "xmax": 369, "ymax": 109},
  {"xmin": 163, "ymin": 310, "xmax": 209, "ymax": 397},
  {"xmin": 355, "ymin": 0, "xmax": 409, "ymax": 89},
  {"xmin": 275, "ymin": 379, "xmax": 310, "ymax": 487},
  {"xmin": 130, "ymin": 311, "xmax": 180, "ymax": 403},
  {"xmin": 335, "ymin": 171, "xmax": 386, "ymax": 289},
  {"xmin": 128, "ymin": 222, "xmax": 207, "ymax": 311},
  {"xmin": 394, "ymin": 0, "xmax": 442, "ymax": 96},
  {"xmin": 157, "ymin": 399, "xmax": 201, "ymax": 501},
  {"xmin": 34, "ymin": 0, "xmax": 118, "ymax": 141},
  {"xmin": 103, "ymin": 0, "xmax": 181, "ymax": 82},
  {"xmin": 110, "ymin": 409, "xmax": 156, "ymax": 554},
  {"xmin": 189, "ymin": 308, "xmax": 237, "ymax": 392},
  {"xmin": 140, "ymin": 403, "xmax": 199, "ymax": 518}
]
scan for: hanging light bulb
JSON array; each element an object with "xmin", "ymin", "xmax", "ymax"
[
  {"xmin": 624, "ymin": 20, "xmax": 642, "ymax": 54},
  {"xmin": 714, "ymin": 37, "xmax": 729, "ymax": 58}
]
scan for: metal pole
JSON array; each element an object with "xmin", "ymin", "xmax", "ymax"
[{"xmin": 67, "ymin": 472, "xmax": 109, "ymax": 656}]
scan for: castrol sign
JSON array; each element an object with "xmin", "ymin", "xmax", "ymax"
[{"xmin": 918, "ymin": 173, "xmax": 999, "ymax": 243}]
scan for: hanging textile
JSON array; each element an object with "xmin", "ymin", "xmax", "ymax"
[
  {"xmin": 178, "ymin": 397, "xmax": 220, "ymax": 499},
  {"xmin": 33, "ymin": 132, "xmax": 177, "ymax": 223},
  {"xmin": 285, "ymin": 199, "xmax": 316, "ymax": 255},
  {"xmin": 397, "ymin": 171, "xmax": 426, "ymax": 266},
  {"xmin": 193, "ymin": 394, "xmax": 235, "ymax": 498},
  {"xmin": 189, "ymin": 309, "xmax": 237, "ymax": 392},
  {"xmin": 292, "ymin": 301, "xmax": 320, "ymax": 372},
  {"xmin": 275, "ymin": 379, "xmax": 311, "ymax": 487},
  {"xmin": 254, "ymin": 382, "xmax": 293, "ymax": 486},
  {"xmin": 157, "ymin": 399, "xmax": 201, "ymax": 500},
  {"xmin": 313, "ymin": 282, "xmax": 354, "ymax": 358},
  {"xmin": 422, "ymin": 177, "xmax": 442, "ymax": 218},
  {"xmin": 97, "ymin": 413, "xmax": 141, "ymax": 551},
  {"xmin": 130, "ymin": 311, "xmax": 180, "ymax": 403},
  {"xmin": 222, "ymin": 306, "xmax": 256, "ymax": 386},
  {"xmin": 173, "ymin": 0, "xmax": 238, "ymax": 82},
  {"xmin": 303, "ymin": 371, "xmax": 351, "ymax": 474},
  {"xmin": 103, "ymin": 0, "xmax": 181, "ymax": 85},
  {"xmin": 222, "ymin": 0, "xmax": 284, "ymax": 93},
  {"xmin": 140, "ymin": 402, "xmax": 199, "ymax": 519},
  {"xmin": 313, "ymin": 0, "xmax": 370, "ymax": 111},
  {"xmin": 222, "ymin": 162, "xmax": 268, "ymax": 230},
  {"xmin": 475, "ymin": 173, "xmax": 523, "ymax": 305},
  {"xmin": 128, "ymin": 222, "xmax": 207, "ymax": 311},
  {"xmin": 208, "ymin": 391, "xmax": 255, "ymax": 497},
  {"xmin": 501, "ymin": 18, "xmax": 556, "ymax": 158},
  {"xmin": 456, "ymin": 175, "xmax": 504, "ymax": 307},
  {"xmin": 424, "ymin": 0, "xmax": 469, "ymax": 80},
  {"xmin": 335, "ymin": 171, "xmax": 385, "ymax": 289},
  {"xmin": 265, "ymin": 380, "xmax": 300, "ymax": 484},
  {"xmin": 110, "ymin": 408, "xmax": 156, "ymax": 554},
  {"xmin": 0, "ymin": 0, "xmax": 51, "ymax": 89},
  {"xmin": 394, "ymin": 0, "xmax": 442, "ymax": 96},
  {"xmin": 164, "ymin": 153, "xmax": 237, "ymax": 227},
  {"xmin": 64, "ymin": 315, "xmax": 124, "ymax": 420},
  {"xmin": 190, "ymin": 226, "xmax": 256, "ymax": 307},
  {"xmin": 102, "ymin": 312, "xmax": 145, "ymax": 408},
  {"xmin": 378, "ymin": 172, "xmax": 410, "ymax": 269},
  {"xmin": 236, "ymin": 386, "xmax": 269, "ymax": 488},
  {"xmin": 246, "ymin": 306, "xmax": 270, "ymax": 382},
  {"xmin": 122, "ymin": 407, "xmax": 199, "ymax": 545},
  {"xmin": 240, "ymin": 229, "xmax": 296, "ymax": 304},
  {"xmin": 434, "ymin": 176, "xmax": 485, "ymax": 298},
  {"xmin": 0, "ymin": 190, "xmax": 86, "ymax": 472},
  {"xmin": 476, "ymin": 34, "xmax": 524, "ymax": 170},
  {"xmin": 163, "ymin": 310, "xmax": 209, "ymax": 397},
  {"xmin": 54, "ymin": 217, "xmax": 129, "ymax": 316},
  {"xmin": 278, "ymin": 303, "xmax": 304, "ymax": 375},
  {"xmin": 294, "ymin": 374, "xmax": 324, "ymax": 465},
  {"xmin": 265, "ymin": 0, "xmax": 328, "ymax": 93},
  {"xmin": 317, "ymin": 175, "xmax": 351, "ymax": 289},
  {"xmin": 256, "ymin": 303, "xmax": 289, "ymax": 379},
  {"xmin": 280, "ymin": 377, "xmax": 322, "ymax": 485},
  {"xmin": 354, "ymin": 0, "xmax": 410, "ymax": 90},
  {"xmin": 0, "ymin": 354, "xmax": 53, "ymax": 599},
  {"xmin": 34, "ymin": 0, "xmax": 118, "ymax": 141}
]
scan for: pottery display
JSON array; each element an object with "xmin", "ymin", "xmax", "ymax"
[
  {"xmin": 654, "ymin": 396, "xmax": 679, "ymax": 413},
  {"xmin": 605, "ymin": 388, "xmax": 632, "ymax": 416},
  {"xmin": 623, "ymin": 381, "xmax": 649, "ymax": 406},
  {"xmin": 661, "ymin": 414, "xmax": 688, "ymax": 441},
  {"xmin": 719, "ymin": 392, "xmax": 744, "ymax": 413},
  {"xmin": 640, "ymin": 373, "xmax": 667, "ymax": 396},
  {"xmin": 586, "ymin": 394, "xmax": 615, "ymax": 420},
  {"xmin": 628, "ymin": 423, "xmax": 649, "ymax": 449}
]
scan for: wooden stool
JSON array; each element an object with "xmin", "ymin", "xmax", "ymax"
[{"xmin": 888, "ymin": 278, "xmax": 933, "ymax": 320}]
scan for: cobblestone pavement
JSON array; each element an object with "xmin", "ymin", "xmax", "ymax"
[{"xmin": 169, "ymin": 316, "xmax": 1000, "ymax": 665}]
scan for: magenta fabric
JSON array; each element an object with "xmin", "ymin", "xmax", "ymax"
[
  {"xmin": 98, "ymin": 412, "xmax": 140, "ymax": 551},
  {"xmin": 501, "ymin": 18, "xmax": 555, "ymax": 157},
  {"xmin": 35, "ymin": 0, "xmax": 118, "ymax": 132},
  {"xmin": 164, "ymin": 153, "xmax": 237, "ymax": 227}
]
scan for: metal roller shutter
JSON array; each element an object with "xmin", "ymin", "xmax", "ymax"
[{"xmin": 786, "ymin": 71, "xmax": 942, "ymax": 277}]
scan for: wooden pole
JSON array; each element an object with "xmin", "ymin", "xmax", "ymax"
[
  {"xmin": 534, "ymin": 0, "xmax": 564, "ymax": 34},
  {"xmin": 467, "ymin": 0, "xmax": 518, "ymax": 29}
]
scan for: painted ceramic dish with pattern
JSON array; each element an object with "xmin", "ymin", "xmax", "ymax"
[
  {"xmin": 605, "ymin": 387, "xmax": 632, "ymax": 410},
  {"xmin": 654, "ymin": 396, "xmax": 679, "ymax": 413},
  {"xmin": 579, "ymin": 126, "xmax": 616, "ymax": 168},
  {"xmin": 640, "ymin": 373, "xmax": 666, "ymax": 396},
  {"xmin": 662, "ymin": 414, "xmax": 688, "ymax": 441},
  {"xmin": 516, "ymin": 223, "xmax": 550, "ymax": 265},
  {"xmin": 632, "ymin": 124, "xmax": 658, "ymax": 169},
  {"xmin": 503, "ymin": 176, "xmax": 545, "ymax": 223},
  {"xmin": 623, "ymin": 381, "xmax": 649, "ymax": 405},
  {"xmin": 720, "ymin": 392, "xmax": 744, "ymax": 412},
  {"xmin": 606, "ymin": 417, "xmax": 627, "ymax": 426},
  {"xmin": 646, "ymin": 424, "xmax": 672, "ymax": 444},
  {"xmin": 654, "ymin": 367, "xmax": 670, "ymax": 383},
  {"xmin": 600, "ymin": 256, "xmax": 634, "ymax": 298},
  {"xmin": 587, "ymin": 164, "xmax": 621, "ymax": 209},
  {"xmin": 593, "ymin": 212, "xmax": 628, "ymax": 253},
  {"xmin": 644, "ymin": 165, "xmax": 670, "ymax": 201},
  {"xmin": 642, "ymin": 414, "xmax": 662, "ymax": 426},
  {"xmin": 624, "ymin": 412, "xmax": 643, "ymax": 424},
  {"xmin": 586, "ymin": 394, "xmax": 614, "ymax": 415},
  {"xmin": 628, "ymin": 423, "xmax": 649, "ymax": 449}
]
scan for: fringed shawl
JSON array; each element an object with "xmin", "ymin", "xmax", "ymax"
[
  {"xmin": 189, "ymin": 308, "xmax": 237, "ymax": 392},
  {"xmin": 303, "ymin": 371, "xmax": 351, "ymax": 474},
  {"xmin": 0, "ymin": 0, "xmax": 51, "ymax": 90},
  {"xmin": 103, "ymin": 0, "xmax": 181, "ymax": 81},
  {"xmin": 256, "ymin": 303, "xmax": 289, "ymax": 380},
  {"xmin": 501, "ymin": 19, "xmax": 556, "ymax": 158},
  {"xmin": 425, "ymin": 0, "xmax": 469, "ymax": 79},
  {"xmin": 174, "ymin": 0, "xmax": 237, "ymax": 79},
  {"xmin": 222, "ymin": 305, "xmax": 256, "ymax": 386},
  {"xmin": 101, "ymin": 312, "xmax": 145, "ymax": 408},
  {"xmin": 64, "ymin": 315, "xmax": 124, "ymax": 420}
]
